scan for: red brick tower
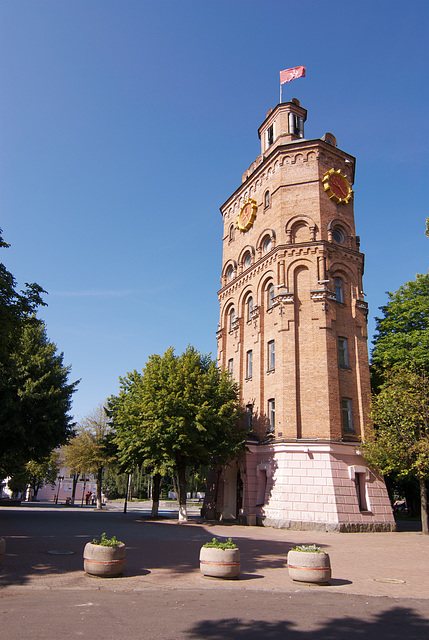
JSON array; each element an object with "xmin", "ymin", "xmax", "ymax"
[{"xmin": 213, "ymin": 99, "xmax": 394, "ymax": 531}]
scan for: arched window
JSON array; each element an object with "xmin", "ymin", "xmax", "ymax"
[
  {"xmin": 247, "ymin": 296, "xmax": 254, "ymax": 321},
  {"xmin": 334, "ymin": 277, "xmax": 344, "ymax": 303},
  {"xmin": 244, "ymin": 251, "xmax": 252, "ymax": 268},
  {"xmin": 264, "ymin": 190, "xmax": 270, "ymax": 209},
  {"xmin": 263, "ymin": 236, "xmax": 272, "ymax": 253},
  {"xmin": 267, "ymin": 283, "xmax": 275, "ymax": 309},
  {"xmin": 332, "ymin": 226, "xmax": 345, "ymax": 244},
  {"xmin": 226, "ymin": 265, "xmax": 234, "ymax": 281},
  {"xmin": 229, "ymin": 225, "xmax": 234, "ymax": 241},
  {"xmin": 229, "ymin": 307, "xmax": 236, "ymax": 331}
]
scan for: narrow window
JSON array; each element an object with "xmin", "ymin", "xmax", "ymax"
[
  {"xmin": 334, "ymin": 277, "xmax": 344, "ymax": 303},
  {"xmin": 268, "ymin": 398, "xmax": 275, "ymax": 431},
  {"xmin": 263, "ymin": 236, "xmax": 272, "ymax": 253},
  {"xmin": 268, "ymin": 340, "xmax": 275, "ymax": 371},
  {"xmin": 246, "ymin": 404, "xmax": 253, "ymax": 430},
  {"xmin": 247, "ymin": 296, "xmax": 254, "ymax": 322},
  {"xmin": 267, "ymin": 125, "xmax": 274, "ymax": 147},
  {"xmin": 244, "ymin": 251, "xmax": 252, "ymax": 268},
  {"xmin": 228, "ymin": 359, "xmax": 233, "ymax": 378},
  {"xmin": 264, "ymin": 190, "xmax": 270, "ymax": 209},
  {"xmin": 246, "ymin": 350, "xmax": 253, "ymax": 379},
  {"xmin": 355, "ymin": 473, "xmax": 368, "ymax": 511},
  {"xmin": 227, "ymin": 266, "xmax": 234, "ymax": 281},
  {"xmin": 338, "ymin": 338, "xmax": 349, "ymax": 367},
  {"xmin": 341, "ymin": 398, "xmax": 354, "ymax": 433},
  {"xmin": 229, "ymin": 308, "xmax": 235, "ymax": 332},
  {"xmin": 229, "ymin": 225, "xmax": 234, "ymax": 241},
  {"xmin": 267, "ymin": 283, "xmax": 275, "ymax": 309}
]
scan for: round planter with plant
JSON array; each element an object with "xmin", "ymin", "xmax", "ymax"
[
  {"xmin": 84, "ymin": 533, "xmax": 126, "ymax": 578},
  {"xmin": 287, "ymin": 544, "xmax": 331, "ymax": 584},
  {"xmin": 199, "ymin": 537, "xmax": 240, "ymax": 579}
]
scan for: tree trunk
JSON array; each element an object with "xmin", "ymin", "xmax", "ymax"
[
  {"xmin": 419, "ymin": 477, "xmax": 428, "ymax": 535},
  {"xmin": 151, "ymin": 473, "xmax": 161, "ymax": 517},
  {"xmin": 71, "ymin": 472, "xmax": 80, "ymax": 506},
  {"xmin": 176, "ymin": 461, "xmax": 188, "ymax": 523},
  {"xmin": 96, "ymin": 468, "xmax": 103, "ymax": 510},
  {"xmin": 123, "ymin": 473, "xmax": 130, "ymax": 514}
]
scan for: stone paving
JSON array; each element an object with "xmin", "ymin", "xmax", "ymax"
[{"xmin": 0, "ymin": 501, "xmax": 428, "ymax": 600}]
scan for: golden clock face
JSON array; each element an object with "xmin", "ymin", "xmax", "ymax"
[
  {"xmin": 237, "ymin": 199, "xmax": 257, "ymax": 231},
  {"xmin": 322, "ymin": 169, "xmax": 353, "ymax": 204}
]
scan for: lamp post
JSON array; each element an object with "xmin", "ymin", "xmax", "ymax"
[
  {"xmin": 80, "ymin": 478, "xmax": 89, "ymax": 507},
  {"xmin": 54, "ymin": 476, "xmax": 64, "ymax": 504}
]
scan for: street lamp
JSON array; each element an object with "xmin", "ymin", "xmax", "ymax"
[{"xmin": 54, "ymin": 476, "xmax": 64, "ymax": 504}]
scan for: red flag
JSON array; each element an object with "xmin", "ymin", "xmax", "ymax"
[{"xmin": 280, "ymin": 66, "xmax": 306, "ymax": 84}]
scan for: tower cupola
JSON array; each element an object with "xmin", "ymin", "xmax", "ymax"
[{"xmin": 258, "ymin": 98, "xmax": 307, "ymax": 154}]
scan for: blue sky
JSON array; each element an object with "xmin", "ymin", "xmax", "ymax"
[{"xmin": 1, "ymin": 0, "xmax": 428, "ymax": 421}]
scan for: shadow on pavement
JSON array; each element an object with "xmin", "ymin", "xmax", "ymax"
[
  {"xmin": 0, "ymin": 506, "xmax": 309, "ymax": 586},
  {"xmin": 185, "ymin": 606, "xmax": 429, "ymax": 640}
]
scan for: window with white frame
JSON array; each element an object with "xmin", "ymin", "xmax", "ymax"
[
  {"xmin": 228, "ymin": 359, "xmax": 233, "ymax": 378},
  {"xmin": 338, "ymin": 337, "xmax": 349, "ymax": 368},
  {"xmin": 266, "ymin": 124, "xmax": 274, "ymax": 148},
  {"xmin": 267, "ymin": 283, "xmax": 275, "ymax": 309},
  {"xmin": 263, "ymin": 235, "xmax": 272, "ymax": 253},
  {"xmin": 334, "ymin": 277, "xmax": 344, "ymax": 303},
  {"xmin": 229, "ymin": 225, "xmax": 234, "ymax": 241},
  {"xmin": 264, "ymin": 190, "xmax": 270, "ymax": 209},
  {"xmin": 247, "ymin": 296, "xmax": 254, "ymax": 322},
  {"xmin": 341, "ymin": 398, "xmax": 354, "ymax": 433},
  {"xmin": 268, "ymin": 398, "xmax": 275, "ymax": 431},
  {"xmin": 229, "ymin": 308, "xmax": 235, "ymax": 332},
  {"xmin": 268, "ymin": 340, "xmax": 275, "ymax": 371},
  {"xmin": 246, "ymin": 350, "xmax": 253, "ymax": 379},
  {"xmin": 244, "ymin": 251, "xmax": 252, "ymax": 268}
]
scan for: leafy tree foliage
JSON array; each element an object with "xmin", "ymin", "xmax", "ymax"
[
  {"xmin": 0, "ymin": 231, "xmax": 46, "ymax": 362},
  {"xmin": 63, "ymin": 404, "xmax": 116, "ymax": 510},
  {"xmin": 371, "ymin": 273, "xmax": 429, "ymax": 389},
  {"xmin": 0, "ymin": 230, "xmax": 78, "ymax": 476},
  {"xmin": 364, "ymin": 368, "xmax": 429, "ymax": 534},
  {"xmin": 25, "ymin": 451, "xmax": 60, "ymax": 500},
  {"xmin": 108, "ymin": 346, "xmax": 246, "ymax": 521}
]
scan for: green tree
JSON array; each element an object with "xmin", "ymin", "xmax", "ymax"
[
  {"xmin": 0, "ymin": 230, "xmax": 46, "ymax": 362},
  {"xmin": 25, "ymin": 451, "xmax": 60, "ymax": 500},
  {"xmin": 108, "ymin": 346, "xmax": 246, "ymax": 522},
  {"xmin": 0, "ymin": 319, "xmax": 78, "ymax": 476},
  {"xmin": 371, "ymin": 273, "xmax": 429, "ymax": 390},
  {"xmin": 0, "ymin": 230, "xmax": 77, "ymax": 476},
  {"xmin": 63, "ymin": 404, "xmax": 116, "ymax": 510},
  {"xmin": 364, "ymin": 367, "xmax": 429, "ymax": 535}
]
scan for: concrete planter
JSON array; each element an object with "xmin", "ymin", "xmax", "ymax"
[
  {"xmin": 199, "ymin": 546, "xmax": 240, "ymax": 579},
  {"xmin": 83, "ymin": 542, "xmax": 126, "ymax": 577},
  {"xmin": 0, "ymin": 538, "xmax": 5, "ymax": 567},
  {"xmin": 287, "ymin": 549, "xmax": 331, "ymax": 584}
]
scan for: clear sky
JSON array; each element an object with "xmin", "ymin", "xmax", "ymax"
[{"xmin": 1, "ymin": 0, "xmax": 428, "ymax": 422}]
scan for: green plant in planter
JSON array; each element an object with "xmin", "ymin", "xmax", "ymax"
[
  {"xmin": 202, "ymin": 537, "xmax": 238, "ymax": 550},
  {"xmin": 92, "ymin": 532, "xmax": 123, "ymax": 547},
  {"xmin": 290, "ymin": 544, "xmax": 324, "ymax": 553}
]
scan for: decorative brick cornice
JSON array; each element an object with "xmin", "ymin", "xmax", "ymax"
[{"xmin": 310, "ymin": 289, "xmax": 337, "ymax": 302}]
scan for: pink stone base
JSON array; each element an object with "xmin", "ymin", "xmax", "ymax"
[{"xmin": 240, "ymin": 441, "xmax": 396, "ymax": 533}]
